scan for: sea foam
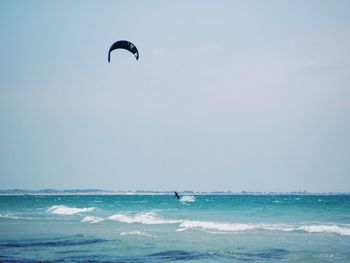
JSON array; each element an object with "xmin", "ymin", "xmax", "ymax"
[
  {"xmin": 298, "ymin": 225, "xmax": 350, "ymax": 236},
  {"xmin": 79, "ymin": 211, "xmax": 350, "ymax": 236},
  {"xmin": 178, "ymin": 220, "xmax": 350, "ymax": 236},
  {"xmin": 179, "ymin": 196, "xmax": 196, "ymax": 202},
  {"xmin": 0, "ymin": 214, "xmax": 30, "ymax": 220},
  {"xmin": 177, "ymin": 221, "xmax": 290, "ymax": 232},
  {"xmin": 47, "ymin": 205, "xmax": 95, "ymax": 215},
  {"xmin": 107, "ymin": 212, "xmax": 180, "ymax": 225},
  {"xmin": 81, "ymin": 215, "xmax": 104, "ymax": 224}
]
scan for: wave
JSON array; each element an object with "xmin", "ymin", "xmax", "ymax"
[
  {"xmin": 107, "ymin": 212, "xmax": 181, "ymax": 225},
  {"xmin": 0, "ymin": 214, "xmax": 30, "ymax": 220},
  {"xmin": 81, "ymin": 215, "xmax": 104, "ymax": 224},
  {"xmin": 79, "ymin": 211, "xmax": 350, "ymax": 236},
  {"xmin": 177, "ymin": 221, "xmax": 295, "ymax": 233},
  {"xmin": 47, "ymin": 205, "xmax": 95, "ymax": 215},
  {"xmin": 180, "ymin": 195, "xmax": 196, "ymax": 202},
  {"xmin": 298, "ymin": 225, "xmax": 350, "ymax": 236},
  {"xmin": 178, "ymin": 221, "xmax": 350, "ymax": 236},
  {"xmin": 81, "ymin": 212, "xmax": 180, "ymax": 225}
]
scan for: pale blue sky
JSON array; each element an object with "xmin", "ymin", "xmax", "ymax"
[{"xmin": 1, "ymin": 0, "xmax": 349, "ymax": 191}]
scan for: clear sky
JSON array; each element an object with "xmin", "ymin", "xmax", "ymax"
[{"xmin": 0, "ymin": 0, "xmax": 349, "ymax": 192}]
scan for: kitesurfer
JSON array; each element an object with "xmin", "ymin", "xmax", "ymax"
[{"xmin": 174, "ymin": 191, "xmax": 180, "ymax": 200}]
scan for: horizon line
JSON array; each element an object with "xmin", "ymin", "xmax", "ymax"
[{"xmin": 0, "ymin": 188, "xmax": 349, "ymax": 195}]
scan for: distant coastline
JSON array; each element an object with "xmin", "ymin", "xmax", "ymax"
[{"xmin": 0, "ymin": 189, "xmax": 349, "ymax": 196}]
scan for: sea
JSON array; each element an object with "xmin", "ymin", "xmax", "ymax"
[{"xmin": 0, "ymin": 194, "xmax": 349, "ymax": 262}]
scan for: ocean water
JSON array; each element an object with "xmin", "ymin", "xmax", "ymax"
[{"xmin": 0, "ymin": 194, "xmax": 349, "ymax": 262}]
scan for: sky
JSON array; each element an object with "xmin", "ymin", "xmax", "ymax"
[{"xmin": 0, "ymin": 0, "xmax": 349, "ymax": 192}]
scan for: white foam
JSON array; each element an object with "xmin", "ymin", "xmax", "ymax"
[
  {"xmin": 177, "ymin": 220, "xmax": 350, "ymax": 236},
  {"xmin": 178, "ymin": 220, "xmax": 253, "ymax": 232},
  {"xmin": 81, "ymin": 215, "xmax": 104, "ymax": 223},
  {"xmin": 298, "ymin": 225, "xmax": 350, "ymax": 236},
  {"xmin": 0, "ymin": 214, "xmax": 29, "ymax": 220},
  {"xmin": 177, "ymin": 221, "xmax": 290, "ymax": 232},
  {"xmin": 107, "ymin": 212, "xmax": 180, "ymax": 225},
  {"xmin": 47, "ymin": 205, "xmax": 95, "ymax": 215},
  {"xmin": 179, "ymin": 195, "xmax": 196, "ymax": 202},
  {"xmin": 76, "ymin": 210, "xmax": 350, "ymax": 237}
]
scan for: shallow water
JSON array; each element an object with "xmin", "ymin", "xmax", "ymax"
[{"xmin": 0, "ymin": 195, "xmax": 349, "ymax": 262}]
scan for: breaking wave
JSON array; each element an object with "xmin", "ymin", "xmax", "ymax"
[
  {"xmin": 178, "ymin": 221, "xmax": 350, "ymax": 236},
  {"xmin": 177, "ymin": 221, "xmax": 293, "ymax": 233},
  {"xmin": 107, "ymin": 212, "xmax": 181, "ymax": 225},
  {"xmin": 298, "ymin": 225, "xmax": 350, "ymax": 236},
  {"xmin": 47, "ymin": 205, "xmax": 95, "ymax": 215},
  {"xmin": 79, "ymin": 211, "xmax": 350, "ymax": 236},
  {"xmin": 80, "ymin": 215, "xmax": 104, "ymax": 224},
  {"xmin": 180, "ymin": 196, "xmax": 196, "ymax": 202}
]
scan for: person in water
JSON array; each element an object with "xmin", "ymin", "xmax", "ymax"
[{"xmin": 174, "ymin": 191, "xmax": 180, "ymax": 200}]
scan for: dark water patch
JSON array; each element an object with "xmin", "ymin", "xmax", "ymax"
[
  {"xmin": 56, "ymin": 255, "xmax": 115, "ymax": 263},
  {"xmin": 252, "ymin": 248, "xmax": 289, "ymax": 260},
  {"xmin": 147, "ymin": 250, "xmax": 211, "ymax": 261},
  {"xmin": 0, "ymin": 255, "xmax": 37, "ymax": 263},
  {"xmin": 0, "ymin": 237, "xmax": 106, "ymax": 248},
  {"xmin": 227, "ymin": 248, "xmax": 289, "ymax": 261},
  {"xmin": 56, "ymin": 249, "xmax": 90, "ymax": 254},
  {"xmin": 1, "ymin": 248, "xmax": 289, "ymax": 262},
  {"xmin": 61, "ymin": 249, "xmax": 288, "ymax": 262},
  {"xmin": 60, "ymin": 250, "xmax": 215, "ymax": 262}
]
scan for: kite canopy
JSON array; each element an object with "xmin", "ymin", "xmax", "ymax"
[{"xmin": 108, "ymin": 40, "xmax": 139, "ymax": 62}]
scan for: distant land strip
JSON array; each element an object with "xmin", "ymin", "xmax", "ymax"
[{"xmin": 0, "ymin": 189, "xmax": 349, "ymax": 195}]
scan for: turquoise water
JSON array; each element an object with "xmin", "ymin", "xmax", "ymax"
[{"xmin": 0, "ymin": 195, "xmax": 349, "ymax": 262}]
